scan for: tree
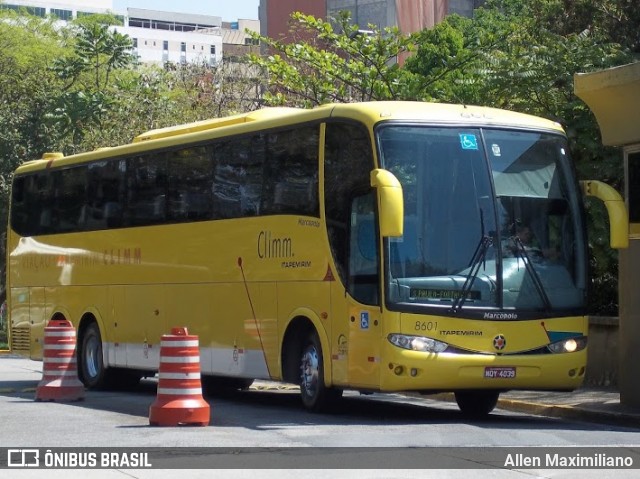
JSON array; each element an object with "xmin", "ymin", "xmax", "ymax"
[
  {"xmin": 524, "ymin": 0, "xmax": 640, "ymax": 54},
  {"xmin": 0, "ymin": 10, "xmax": 71, "ymax": 327},
  {"xmin": 248, "ymin": 11, "xmax": 419, "ymax": 107},
  {"xmin": 46, "ymin": 18, "xmax": 135, "ymax": 149}
]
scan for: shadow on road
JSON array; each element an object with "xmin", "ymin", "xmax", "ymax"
[{"xmin": 0, "ymin": 374, "xmax": 623, "ymax": 433}]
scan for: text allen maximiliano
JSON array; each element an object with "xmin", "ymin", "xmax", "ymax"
[{"xmin": 504, "ymin": 453, "xmax": 634, "ymax": 468}]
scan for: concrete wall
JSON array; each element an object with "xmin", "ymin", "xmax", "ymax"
[{"xmin": 585, "ymin": 316, "xmax": 618, "ymax": 389}]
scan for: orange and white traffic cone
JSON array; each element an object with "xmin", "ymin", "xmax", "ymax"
[
  {"xmin": 35, "ymin": 318, "xmax": 85, "ymax": 402},
  {"xmin": 149, "ymin": 327, "xmax": 210, "ymax": 426}
]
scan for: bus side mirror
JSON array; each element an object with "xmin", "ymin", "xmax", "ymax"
[
  {"xmin": 370, "ymin": 169, "xmax": 404, "ymax": 237},
  {"xmin": 580, "ymin": 180, "xmax": 629, "ymax": 249}
]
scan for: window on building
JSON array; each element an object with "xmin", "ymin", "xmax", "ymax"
[
  {"xmin": 1, "ymin": 4, "xmax": 46, "ymax": 17},
  {"xmin": 51, "ymin": 9, "xmax": 72, "ymax": 21},
  {"xmin": 129, "ymin": 18, "xmax": 150, "ymax": 28},
  {"xmin": 163, "ymin": 40, "xmax": 168, "ymax": 50},
  {"xmin": 181, "ymin": 42, "xmax": 186, "ymax": 52},
  {"xmin": 153, "ymin": 20, "xmax": 172, "ymax": 31},
  {"xmin": 210, "ymin": 45, "xmax": 216, "ymax": 55}
]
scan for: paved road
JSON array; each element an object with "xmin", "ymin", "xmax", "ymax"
[{"xmin": 1, "ymin": 356, "xmax": 639, "ymax": 478}]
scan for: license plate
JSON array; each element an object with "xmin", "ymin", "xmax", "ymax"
[{"xmin": 484, "ymin": 366, "xmax": 516, "ymax": 379}]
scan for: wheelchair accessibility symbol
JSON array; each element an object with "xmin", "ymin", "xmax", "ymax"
[
  {"xmin": 360, "ymin": 311, "xmax": 369, "ymax": 330},
  {"xmin": 459, "ymin": 133, "xmax": 478, "ymax": 150}
]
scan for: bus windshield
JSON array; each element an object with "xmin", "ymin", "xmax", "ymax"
[{"xmin": 379, "ymin": 125, "xmax": 587, "ymax": 316}]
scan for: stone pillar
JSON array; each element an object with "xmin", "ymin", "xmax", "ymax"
[
  {"xmin": 618, "ymin": 243, "xmax": 640, "ymax": 407},
  {"xmin": 574, "ymin": 63, "xmax": 640, "ymax": 408},
  {"xmin": 620, "ymin": 147, "xmax": 640, "ymax": 407}
]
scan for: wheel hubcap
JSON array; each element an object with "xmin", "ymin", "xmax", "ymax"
[
  {"xmin": 85, "ymin": 335, "xmax": 99, "ymax": 379},
  {"xmin": 300, "ymin": 344, "xmax": 319, "ymax": 398}
]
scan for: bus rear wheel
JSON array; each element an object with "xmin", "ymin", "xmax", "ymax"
[
  {"xmin": 79, "ymin": 323, "xmax": 141, "ymax": 389},
  {"xmin": 79, "ymin": 323, "xmax": 108, "ymax": 389},
  {"xmin": 299, "ymin": 330, "xmax": 342, "ymax": 412},
  {"xmin": 454, "ymin": 390, "xmax": 500, "ymax": 417}
]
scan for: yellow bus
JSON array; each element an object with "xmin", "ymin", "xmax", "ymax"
[{"xmin": 6, "ymin": 101, "xmax": 627, "ymax": 415}]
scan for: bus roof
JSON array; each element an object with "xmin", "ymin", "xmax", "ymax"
[
  {"xmin": 329, "ymin": 101, "xmax": 564, "ymax": 132},
  {"xmin": 132, "ymin": 107, "xmax": 302, "ymax": 143},
  {"xmin": 15, "ymin": 101, "xmax": 564, "ymax": 174}
]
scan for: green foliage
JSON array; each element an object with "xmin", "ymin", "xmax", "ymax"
[
  {"xmin": 44, "ymin": 22, "xmax": 135, "ymax": 148},
  {"xmin": 0, "ymin": 11, "xmax": 67, "ymax": 232},
  {"xmin": 523, "ymin": 0, "xmax": 640, "ymax": 54},
  {"xmin": 249, "ymin": 11, "xmax": 419, "ymax": 107}
]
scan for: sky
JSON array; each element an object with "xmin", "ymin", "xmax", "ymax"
[{"xmin": 112, "ymin": 0, "xmax": 260, "ymax": 22}]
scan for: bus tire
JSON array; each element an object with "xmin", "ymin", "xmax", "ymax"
[
  {"xmin": 79, "ymin": 322, "xmax": 108, "ymax": 389},
  {"xmin": 299, "ymin": 330, "xmax": 342, "ymax": 412},
  {"xmin": 454, "ymin": 390, "xmax": 500, "ymax": 417}
]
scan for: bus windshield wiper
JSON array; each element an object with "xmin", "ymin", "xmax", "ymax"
[
  {"xmin": 453, "ymin": 234, "xmax": 492, "ymax": 312},
  {"xmin": 512, "ymin": 237, "xmax": 552, "ymax": 312}
]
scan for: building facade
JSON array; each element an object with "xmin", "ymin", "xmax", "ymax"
[
  {"xmin": 1, "ymin": 0, "xmax": 113, "ymax": 18},
  {"xmin": 1, "ymin": 0, "xmax": 229, "ymax": 65},
  {"xmin": 119, "ymin": 8, "xmax": 223, "ymax": 65},
  {"xmin": 259, "ymin": 0, "xmax": 484, "ymax": 42},
  {"xmin": 259, "ymin": 0, "xmax": 327, "ymax": 42},
  {"xmin": 210, "ymin": 20, "xmax": 261, "ymax": 61}
]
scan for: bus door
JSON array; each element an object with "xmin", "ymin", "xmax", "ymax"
[{"xmin": 344, "ymin": 192, "xmax": 382, "ymax": 388}]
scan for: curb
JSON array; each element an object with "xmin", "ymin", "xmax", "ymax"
[
  {"xmin": 414, "ymin": 391, "xmax": 640, "ymax": 429},
  {"xmin": 496, "ymin": 398, "xmax": 640, "ymax": 429}
]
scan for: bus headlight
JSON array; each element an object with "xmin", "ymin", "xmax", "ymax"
[
  {"xmin": 547, "ymin": 336, "xmax": 587, "ymax": 354},
  {"xmin": 388, "ymin": 334, "xmax": 448, "ymax": 353}
]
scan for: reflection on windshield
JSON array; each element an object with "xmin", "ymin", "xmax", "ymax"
[{"xmin": 379, "ymin": 126, "xmax": 586, "ymax": 316}]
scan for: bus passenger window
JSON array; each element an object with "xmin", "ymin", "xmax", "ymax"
[
  {"xmin": 10, "ymin": 177, "xmax": 28, "ymax": 235},
  {"xmin": 125, "ymin": 155, "xmax": 167, "ymax": 226},
  {"xmin": 85, "ymin": 160, "xmax": 124, "ymax": 230},
  {"xmin": 52, "ymin": 167, "xmax": 87, "ymax": 233},
  {"xmin": 212, "ymin": 137, "xmax": 264, "ymax": 219},
  {"xmin": 167, "ymin": 146, "xmax": 213, "ymax": 221},
  {"xmin": 263, "ymin": 126, "xmax": 319, "ymax": 217}
]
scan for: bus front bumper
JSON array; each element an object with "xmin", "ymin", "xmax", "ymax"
[{"xmin": 379, "ymin": 347, "xmax": 587, "ymax": 392}]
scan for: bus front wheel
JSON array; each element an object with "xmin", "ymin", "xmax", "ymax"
[
  {"xmin": 299, "ymin": 330, "xmax": 342, "ymax": 412},
  {"xmin": 454, "ymin": 390, "xmax": 500, "ymax": 417}
]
